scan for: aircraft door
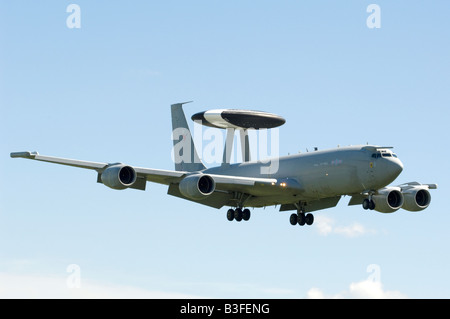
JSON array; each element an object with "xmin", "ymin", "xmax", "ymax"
[{"xmin": 367, "ymin": 153, "xmax": 378, "ymax": 183}]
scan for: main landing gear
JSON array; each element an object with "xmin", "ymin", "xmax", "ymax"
[
  {"xmin": 227, "ymin": 208, "xmax": 251, "ymax": 222},
  {"xmin": 289, "ymin": 203, "xmax": 314, "ymax": 227},
  {"xmin": 289, "ymin": 211, "xmax": 314, "ymax": 226}
]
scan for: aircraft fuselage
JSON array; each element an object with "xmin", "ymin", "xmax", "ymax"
[{"xmin": 205, "ymin": 145, "xmax": 403, "ymax": 207}]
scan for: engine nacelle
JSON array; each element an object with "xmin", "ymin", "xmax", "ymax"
[
  {"xmin": 101, "ymin": 164, "xmax": 137, "ymax": 190},
  {"xmin": 402, "ymin": 187, "xmax": 431, "ymax": 211},
  {"xmin": 179, "ymin": 174, "xmax": 215, "ymax": 200},
  {"xmin": 372, "ymin": 187, "xmax": 404, "ymax": 213}
]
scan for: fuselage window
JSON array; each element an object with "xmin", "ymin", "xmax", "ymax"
[{"xmin": 382, "ymin": 153, "xmax": 392, "ymax": 157}]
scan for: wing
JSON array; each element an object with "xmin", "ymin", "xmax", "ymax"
[
  {"xmin": 397, "ymin": 181, "xmax": 438, "ymax": 190},
  {"xmin": 10, "ymin": 151, "xmax": 186, "ymax": 190},
  {"xmin": 209, "ymin": 174, "xmax": 278, "ymax": 194},
  {"xmin": 10, "ymin": 151, "xmax": 293, "ymax": 198}
]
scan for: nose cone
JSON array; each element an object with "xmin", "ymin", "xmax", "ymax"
[
  {"xmin": 376, "ymin": 157, "xmax": 404, "ymax": 186},
  {"xmin": 390, "ymin": 158, "xmax": 403, "ymax": 179}
]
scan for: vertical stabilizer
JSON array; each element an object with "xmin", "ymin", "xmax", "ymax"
[{"xmin": 171, "ymin": 102, "xmax": 206, "ymax": 172}]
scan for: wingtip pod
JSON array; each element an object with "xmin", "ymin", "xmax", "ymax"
[{"xmin": 10, "ymin": 151, "xmax": 38, "ymax": 159}]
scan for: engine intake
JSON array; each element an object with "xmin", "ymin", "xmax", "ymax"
[
  {"xmin": 101, "ymin": 164, "xmax": 137, "ymax": 190},
  {"xmin": 402, "ymin": 187, "xmax": 431, "ymax": 211},
  {"xmin": 372, "ymin": 188, "xmax": 404, "ymax": 213},
  {"xmin": 179, "ymin": 174, "xmax": 215, "ymax": 200}
]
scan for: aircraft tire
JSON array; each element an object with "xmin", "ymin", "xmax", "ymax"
[
  {"xmin": 369, "ymin": 200, "xmax": 375, "ymax": 210},
  {"xmin": 305, "ymin": 213, "xmax": 314, "ymax": 225},
  {"xmin": 242, "ymin": 209, "xmax": 251, "ymax": 221},
  {"xmin": 363, "ymin": 199, "xmax": 370, "ymax": 210},
  {"xmin": 227, "ymin": 209, "xmax": 235, "ymax": 221},
  {"xmin": 234, "ymin": 208, "xmax": 243, "ymax": 222},
  {"xmin": 289, "ymin": 213, "xmax": 298, "ymax": 225},
  {"xmin": 298, "ymin": 213, "xmax": 306, "ymax": 226}
]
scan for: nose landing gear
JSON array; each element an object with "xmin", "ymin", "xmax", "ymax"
[{"xmin": 362, "ymin": 198, "xmax": 375, "ymax": 210}]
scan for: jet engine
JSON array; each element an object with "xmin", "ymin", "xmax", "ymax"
[
  {"xmin": 402, "ymin": 187, "xmax": 431, "ymax": 211},
  {"xmin": 372, "ymin": 187, "xmax": 404, "ymax": 213},
  {"xmin": 101, "ymin": 164, "xmax": 137, "ymax": 190},
  {"xmin": 179, "ymin": 174, "xmax": 215, "ymax": 200}
]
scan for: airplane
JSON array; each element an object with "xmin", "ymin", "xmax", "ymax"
[{"xmin": 10, "ymin": 102, "xmax": 437, "ymax": 227}]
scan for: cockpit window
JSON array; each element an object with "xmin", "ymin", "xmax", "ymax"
[
  {"xmin": 372, "ymin": 152, "xmax": 382, "ymax": 158},
  {"xmin": 372, "ymin": 151, "xmax": 397, "ymax": 159}
]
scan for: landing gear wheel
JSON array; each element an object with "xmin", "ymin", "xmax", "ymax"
[
  {"xmin": 363, "ymin": 198, "xmax": 376, "ymax": 210},
  {"xmin": 297, "ymin": 213, "xmax": 306, "ymax": 226},
  {"xmin": 289, "ymin": 213, "xmax": 298, "ymax": 225},
  {"xmin": 242, "ymin": 209, "xmax": 251, "ymax": 221},
  {"xmin": 234, "ymin": 208, "xmax": 243, "ymax": 222},
  {"xmin": 363, "ymin": 199, "xmax": 370, "ymax": 210},
  {"xmin": 305, "ymin": 213, "xmax": 314, "ymax": 225},
  {"xmin": 227, "ymin": 209, "xmax": 235, "ymax": 221}
]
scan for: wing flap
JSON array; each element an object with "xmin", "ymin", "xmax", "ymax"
[
  {"xmin": 206, "ymin": 174, "xmax": 303, "ymax": 197},
  {"xmin": 210, "ymin": 174, "xmax": 275, "ymax": 196},
  {"xmin": 210, "ymin": 174, "xmax": 276, "ymax": 187},
  {"xmin": 134, "ymin": 167, "xmax": 186, "ymax": 185}
]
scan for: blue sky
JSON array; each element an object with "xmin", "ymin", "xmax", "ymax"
[{"xmin": 1, "ymin": 1, "xmax": 449, "ymax": 298}]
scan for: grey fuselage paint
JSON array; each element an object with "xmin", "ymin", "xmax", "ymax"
[{"xmin": 203, "ymin": 145, "xmax": 403, "ymax": 207}]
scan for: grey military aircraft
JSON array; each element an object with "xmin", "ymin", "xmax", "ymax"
[{"xmin": 11, "ymin": 102, "xmax": 437, "ymax": 227}]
